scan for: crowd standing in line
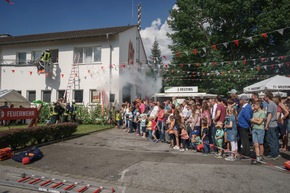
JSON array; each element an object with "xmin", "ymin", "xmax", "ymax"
[{"xmin": 116, "ymin": 90, "xmax": 290, "ymax": 162}]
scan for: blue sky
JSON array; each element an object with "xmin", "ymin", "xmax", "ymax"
[{"xmin": 0, "ymin": 0, "xmax": 176, "ymax": 36}]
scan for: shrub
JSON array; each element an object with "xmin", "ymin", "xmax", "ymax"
[{"xmin": 0, "ymin": 123, "xmax": 78, "ymax": 150}]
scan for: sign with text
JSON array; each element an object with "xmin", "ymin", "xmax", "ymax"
[
  {"xmin": 164, "ymin": 86, "xmax": 198, "ymax": 93},
  {"xmin": 0, "ymin": 108, "xmax": 38, "ymax": 120}
]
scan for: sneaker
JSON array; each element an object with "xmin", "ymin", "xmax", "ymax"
[
  {"xmin": 256, "ymin": 156, "xmax": 261, "ymax": 162},
  {"xmin": 272, "ymin": 154, "xmax": 281, "ymax": 160},
  {"xmin": 173, "ymin": 146, "xmax": 180, "ymax": 150},
  {"xmin": 185, "ymin": 148, "xmax": 188, "ymax": 151},
  {"xmin": 193, "ymin": 150, "xmax": 197, "ymax": 153},
  {"xmin": 225, "ymin": 157, "xmax": 236, "ymax": 161},
  {"xmin": 203, "ymin": 153, "xmax": 209, "ymax": 156},
  {"xmin": 180, "ymin": 148, "xmax": 185, "ymax": 152},
  {"xmin": 152, "ymin": 139, "xmax": 157, "ymax": 143},
  {"xmin": 215, "ymin": 155, "xmax": 222, "ymax": 158}
]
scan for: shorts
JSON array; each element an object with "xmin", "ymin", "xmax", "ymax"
[
  {"xmin": 169, "ymin": 133, "xmax": 175, "ymax": 140},
  {"xmin": 141, "ymin": 126, "xmax": 146, "ymax": 133},
  {"xmin": 192, "ymin": 130, "xmax": 200, "ymax": 135},
  {"xmin": 278, "ymin": 122, "xmax": 287, "ymax": 135},
  {"xmin": 252, "ymin": 129, "xmax": 265, "ymax": 144}
]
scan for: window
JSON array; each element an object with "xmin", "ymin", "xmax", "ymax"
[
  {"xmin": 27, "ymin": 91, "xmax": 36, "ymax": 102},
  {"xmin": 16, "ymin": 90, "xmax": 22, "ymax": 95},
  {"xmin": 17, "ymin": 52, "xmax": 26, "ymax": 64},
  {"xmin": 50, "ymin": 49, "xmax": 59, "ymax": 63},
  {"xmin": 90, "ymin": 90, "xmax": 101, "ymax": 103},
  {"xmin": 42, "ymin": 90, "xmax": 51, "ymax": 103},
  {"xmin": 74, "ymin": 90, "xmax": 83, "ymax": 103},
  {"xmin": 74, "ymin": 46, "xmax": 101, "ymax": 64},
  {"xmin": 31, "ymin": 50, "xmax": 42, "ymax": 62},
  {"xmin": 58, "ymin": 90, "xmax": 65, "ymax": 100}
]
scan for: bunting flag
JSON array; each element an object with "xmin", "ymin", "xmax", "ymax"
[
  {"xmin": 163, "ymin": 55, "xmax": 167, "ymax": 59},
  {"xmin": 233, "ymin": 40, "xmax": 239, "ymax": 46},
  {"xmin": 247, "ymin": 37, "xmax": 253, "ymax": 42},
  {"xmin": 61, "ymin": 74, "xmax": 64, "ymax": 78},
  {"xmin": 222, "ymin": 42, "xmax": 228, "ymax": 48},
  {"xmin": 29, "ymin": 71, "xmax": 32, "ymax": 75},
  {"xmin": 177, "ymin": 52, "xmax": 181, "ymax": 58},
  {"xmin": 88, "ymin": 70, "xmax": 90, "ymax": 74},
  {"xmin": 212, "ymin": 44, "xmax": 217, "ymax": 50},
  {"xmin": 262, "ymin": 33, "xmax": 267, "ymax": 39},
  {"xmin": 193, "ymin": 49, "xmax": 197, "ymax": 55},
  {"xmin": 12, "ymin": 69, "xmax": 15, "ymax": 73},
  {"xmin": 202, "ymin": 47, "xmax": 207, "ymax": 53},
  {"xmin": 277, "ymin": 29, "xmax": 284, "ymax": 35}
]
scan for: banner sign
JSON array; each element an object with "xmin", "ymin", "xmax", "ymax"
[
  {"xmin": 164, "ymin": 86, "xmax": 198, "ymax": 93},
  {"xmin": 0, "ymin": 108, "xmax": 38, "ymax": 120}
]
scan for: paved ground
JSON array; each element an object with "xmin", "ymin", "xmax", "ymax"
[{"xmin": 0, "ymin": 128, "xmax": 290, "ymax": 193}]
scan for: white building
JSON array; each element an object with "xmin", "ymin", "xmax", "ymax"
[{"xmin": 0, "ymin": 25, "xmax": 147, "ymax": 106}]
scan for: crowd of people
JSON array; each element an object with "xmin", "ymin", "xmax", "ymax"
[{"xmin": 116, "ymin": 90, "xmax": 290, "ymax": 162}]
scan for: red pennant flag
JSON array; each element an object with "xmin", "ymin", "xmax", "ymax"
[
  {"xmin": 202, "ymin": 72, "xmax": 205, "ymax": 76},
  {"xmin": 165, "ymin": 64, "xmax": 168, "ymax": 68},
  {"xmin": 12, "ymin": 69, "xmax": 15, "ymax": 73},
  {"xmin": 29, "ymin": 71, "xmax": 32, "ymax": 75},
  {"xmin": 180, "ymin": 63, "xmax": 184, "ymax": 67},
  {"xmin": 257, "ymin": 66, "xmax": 260, "ymax": 71},
  {"xmin": 177, "ymin": 52, "xmax": 181, "ymax": 58},
  {"xmin": 75, "ymin": 73, "xmax": 78, "ymax": 76},
  {"xmin": 212, "ymin": 45, "xmax": 217, "ymax": 50},
  {"xmin": 163, "ymin": 55, "xmax": 167, "ymax": 59},
  {"xmin": 271, "ymin": 64, "xmax": 275, "ymax": 69},
  {"xmin": 233, "ymin": 40, "xmax": 239, "ymax": 46},
  {"xmin": 212, "ymin": 62, "xmax": 215, "ymax": 66},
  {"xmin": 262, "ymin": 33, "xmax": 267, "ymax": 39},
  {"xmin": 243, "ymin": 59, "xmax": 247, "ymax": 65},
  {"xmin": 196, "ymin": 63, "xmax": 199, "ymax": 67},
  {"xmin": 88, "ymin": 70, "xmax": 90, "ymax": 74},
  {"xmin": 280, "ymin": 56, "xmax": 285, "ymax": 60},
  {"xmin": 193, "ymin": 49, "xmax": 197, "ymax": 55},
  {"xmin": 261, "ymin": 58, "xmax": 265, "ymax": 62},
  {"xmin": 6, "ymin": 0, "xmax": 15, "ymax": 5},
  {"xmin": 61, "ymin": 74, "xmax": 64, "ymax": 78}
]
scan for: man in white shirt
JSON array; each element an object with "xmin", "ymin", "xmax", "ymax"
[{"xmin": 150, "ymin": 102, "xmax": 159, "ymax": 118}]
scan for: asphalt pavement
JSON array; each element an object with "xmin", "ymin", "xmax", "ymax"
[{"xmin": 0, "ymin": 127, "xmax": 290, "ymax": 193}]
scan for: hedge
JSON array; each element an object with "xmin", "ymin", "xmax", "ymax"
[{"xmin": 0, "ymin": 123, "xmax": 78, "ymax": 150}]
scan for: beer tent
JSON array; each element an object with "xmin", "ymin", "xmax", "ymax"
[{"xmin": 243, "ymin": 75, "xmax": 290, "ymax": 93}]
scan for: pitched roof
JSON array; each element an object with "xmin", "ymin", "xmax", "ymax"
[{"xmin": 0, "ymin": 25, "xmax": 136, "ymax": 45}]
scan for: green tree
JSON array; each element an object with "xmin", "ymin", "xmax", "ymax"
[
  {"xmin": 147, "ymin": 38, "xmax": 163, "ymax": 78},
  {"xmin": 165, "ymin": 0, "xmax": 290, "ymax": 95}
]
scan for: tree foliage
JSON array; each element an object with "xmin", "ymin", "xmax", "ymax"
[{"xmin": 165, "ymin": 0, "xmax": 290, "ymax": 94}]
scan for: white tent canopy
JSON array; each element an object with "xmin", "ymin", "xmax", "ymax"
[
  {"xmin": 244, "ymin": 75, "xmax": 290, "ymax": 93},
  {"xmin": 0, "ymin": 89, "xmax": 31, "ymax": 107}
]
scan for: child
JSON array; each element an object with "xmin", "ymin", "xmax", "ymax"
[
  {"xmin": 147, "ymin": 116, "xmax": 153, "ymax": 139},
  {"xmin": 166, "ymin": 115, "xmax": 175, "ymax": 147},
  {"xmin": 224, "ymin": 106, "xmax": 238, "ymax": 161},
  {"xmin": 250, "ymin": 101, "xmax": 266, "ymax": 163},
  {"xmin": 215, "ymin": 121, "xmax": 224, "ymax": 158},
  {"xmin": 115, "ymin": 110, "xmax": 121, "ymax": 129},
  {"xmin": 180, "ymin": 124, "xmax": 189, "ymax": 151},
  {"xmin": 140, "ymin": 114, "xmax": 147, "ymax": 138},
  {"xmin": 191, "ymin": 131, "xmax": 202, "ymax": 152},
  {"xmin": 151, "ymin": 117, "xmax": 158, "ymax": 142},
  {"xmin": 201, "ymin": 117, "xmax": 210, "ymax": 156}
]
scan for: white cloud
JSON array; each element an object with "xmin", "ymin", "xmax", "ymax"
[{"xmin": 140, "ymin": 18, "xmax": 173, "ymax": 64}]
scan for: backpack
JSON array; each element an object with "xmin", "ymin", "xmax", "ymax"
[{"xmin": 12, "ymin": 146, "xmax": 44, "ymax": 163}]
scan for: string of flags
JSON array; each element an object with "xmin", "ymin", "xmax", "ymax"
[{"xmin": 170, "ymin": 26, "xmax": 290, "ymax": 57}]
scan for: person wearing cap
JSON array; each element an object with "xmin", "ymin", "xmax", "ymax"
[{"xmin": 238, "ymin": 95, "xmax": 253, "ymax": 159}]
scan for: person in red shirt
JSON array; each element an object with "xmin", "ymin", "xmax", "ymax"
[{"xmin": 157, "ymin": 105, "xmax": 165, "ymax": 142}]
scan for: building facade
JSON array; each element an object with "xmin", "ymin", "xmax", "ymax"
[{"xmin": 0, "ymin": 25, "xmax": 147, "ymax": 106}]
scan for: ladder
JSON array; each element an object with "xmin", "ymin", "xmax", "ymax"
[
  {"xmin": 63, "ymin": 55, "xmax": 80, "ymax": 103},
  {"xmin": 0, "ymin": 171, "xmax": 116, "ymax": 193}
]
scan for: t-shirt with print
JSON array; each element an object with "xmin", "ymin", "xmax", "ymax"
[
  {"xmin": 147, "ymin": 121, "xmax": 152, "ymax": 130},
  {"xmin": 267, "ymin": 101, "xmax": 278, "ymax": 127},
  {"xmin": 215, "ymin": 129, "xmax": 224, "ymax": 144},
  {"xmin": 215, "ymin": 104, "xmax": 226, "ymax": 123},
  {"xmin": 252, "ymin": 110, "xmax": 266, "ymax": 130}
]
